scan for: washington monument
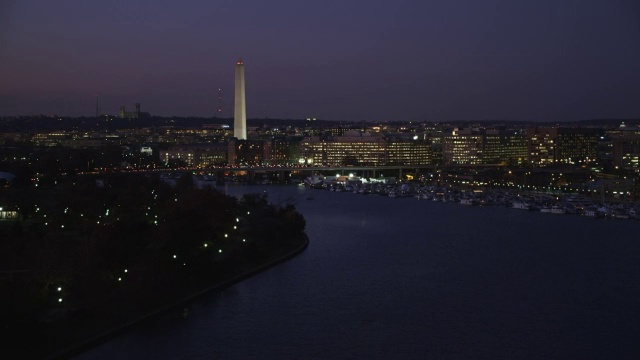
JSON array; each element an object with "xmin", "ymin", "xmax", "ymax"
[{"xmin": 234, "ymin": 58, "xmax": 247, "ymax": 139}]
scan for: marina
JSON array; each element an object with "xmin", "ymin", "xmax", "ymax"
[{"xmin": 304, "ymin": 175, "xmax": 640, "ymax": 220}]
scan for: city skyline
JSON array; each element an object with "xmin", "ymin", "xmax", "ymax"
[{"xmin": 1, "ymin": 1, "xmax": 640, "ymax": 121}]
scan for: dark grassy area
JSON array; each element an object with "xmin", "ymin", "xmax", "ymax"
[{"xmin": 0, "ymin": 174, "xmax": 307, "ymax": 359}]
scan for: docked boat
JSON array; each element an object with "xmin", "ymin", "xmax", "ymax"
[
  {"xmin": 512, "ymin": 201, "xmax": 531, "ymax": 210},
  {"xmin": 539, "ymin": 205, "xmax": 553, "ymax": 213},
  {"xmin": 550, "ymin": 205, "xmax": 566, "ymax": 214},
  {"xmin": 597, "ymin": 206, "xmax": 611, "ymax": 218},
  {"xmin": 460, "ymin": 198, "xmax": 479, "ymax": 206},
  {"xmin": 612, "ymin": 209, "xmax": 630, "ymax": 219}
]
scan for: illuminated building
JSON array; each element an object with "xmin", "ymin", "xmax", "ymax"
[
  {"xmin": 31, "ymin": 132, "xmax": 71, "ymax": 147},
  {"xmin": 161, "ymin": 144, "xmax": 227, "ymax": 168},
  {"xmin": 234, "ymin": 59, "xmax": 247, "ymax": 140},
  {"xmin": 482, "ymin": 130, "xmax": 528, "ymax": 165},
  {"xmin": 443, "ymin": 128, "xmax": 483, "ymax": 165},
  {"xmin": 386, "ymin": 134, "xmax": 432, "ymax": 166},
  {"xmin": 443, "ymin": 128, "xmax": 528, "ymax": 165},
  {"xmin": 0, "ymin": 208, "xmax": 19, "ymax": 220},
  {"xmin": 271, "ymin": 137, "xmax": 303, "ymax": 165},
  {"xmin": 555, "ymin": 128, "xmax": 600, "ymax": 164},
  {"xmin": 527, "ymin": 127, "xmax": 600, "ymax": 166},
  {"xmin": 301, "ymin": 131, "xmax": 387, "ymax": 166},
  {"xmin": 300, "ymin": 131, "xmax": 431, "ymax": 166},
  {"xmin": 527, "ymin": 127, "xmax": 558, "ymax": 166},
  {"xmin": 228, "ymin": 139, "xmax": 270, "ymax": 166},
  {"xmin": 613, "ymin": 133, "xmax": 640, "ymax": 170}
]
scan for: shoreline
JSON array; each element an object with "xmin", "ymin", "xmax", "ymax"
[{"xmin": 48, "ymin": 233, "xmax": 309, "ymax": 360}]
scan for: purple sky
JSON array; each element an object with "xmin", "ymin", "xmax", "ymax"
[{"xmin": 1, "ymin": 0, "xmax": 639, "ymax": 121}]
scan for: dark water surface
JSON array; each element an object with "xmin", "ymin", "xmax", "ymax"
[{"xmin": 76, "ymin": 185, "xmax": 640, "ymax": 359}]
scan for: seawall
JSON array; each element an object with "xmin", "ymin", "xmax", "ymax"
[{"xmin": 50, "ymin": 233, "xmax": 309, "ymax": 360}]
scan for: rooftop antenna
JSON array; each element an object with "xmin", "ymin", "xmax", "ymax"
[
  {"xmin": 95, "ymin": 94, "xmax": 100, "ymax": 118},
  {"xmin": 216, "ymin": 88, "xmax": 223, "ymax": 118}
]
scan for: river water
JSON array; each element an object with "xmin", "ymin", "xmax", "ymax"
[{"xmin": 76, "ymin": 185, "xmax": 640, "ymax": 359}]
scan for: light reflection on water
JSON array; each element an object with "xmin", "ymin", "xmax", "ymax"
[{"xmin": 76, "ymin": 185, "xmax": 640, "ymax": 359}]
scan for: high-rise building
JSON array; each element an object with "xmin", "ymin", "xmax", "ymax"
[{"xmin": 234, "ymin": 59, "xmax": 247, "ymax": 140}]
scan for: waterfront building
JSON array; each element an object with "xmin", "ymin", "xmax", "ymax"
[
  {"xmin": 301, "ymin": 131, "xmax": 388, "ymax": 166},
  {"xmin": 527, "ymin": 127, "xmax": 601, "ymax": 166},
  {"xmin": 555, "ymin": 128, "xmax": 601, "ymax": 165},
  {"xmin": 442, "ymin": 128, "xmax": 484, "ymax": 165},
  {"xmin": 425, "ymin": 129, "xmax": 446, "ymax": 166},
  {"xmin": 442, "ymin": 128, "xmax": 528, "ymax": 166},
  {"xmin": 300, "ymin": 131, "xmax": 431, "ymax": 166},
  {"xmin": 482, "ymin": 130, "xmax": 528, "ymax": 165},
  {"xmin": 612, "ymin": 133, "xmax": 640, "ymax": 170},
  {"xmin": 234, "ymin": 59, "xmax": 247, "ymax": 140},
  {"xmin": 386, "ymin": 134, "xmax": 432, "ymax": 166},
  {"xmin": 607, "ymin": 123, "xmax": 640, "ymax": 171},
  {"xmin": 527, "ymin": 127, "xmax": 557, "ymax": 166}
]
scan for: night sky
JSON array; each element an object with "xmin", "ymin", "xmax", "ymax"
[{"xmin": 1, "ymin": 0, "xmax": 639, "ymax": 121}]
